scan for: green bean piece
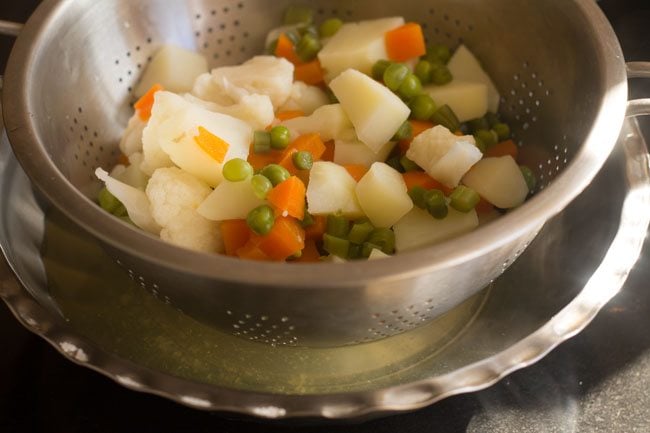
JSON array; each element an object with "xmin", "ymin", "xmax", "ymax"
[
  {"xmin": 397, "ymin": 74, "xmax": 422, "ymax": 100},
  {"xmin": 300, "ymin": 25, "xmax": 319, "ymax": 38},
  {"xmin": 223, "ymin": 158, "xmax": 253, "ymax": 182},
  {"xmin": 327, "ymin": 214, "xmax": 350, "ymax": 239},
  {"xmin": 323, "ymin": 234, "xmax": 350, "ymax": 259},
  {"xmin": 266, "ymin": 39, "xmax": 279, "ymax": 55},
  {"xmin": 425, "ymin": 44, "xmax": 452, "ymax": 64},
  {"xmin": 430, "ymin": 64, "xmax": 453, "ymax": 86},
  {"xmin": 408, "ymin": 186, "xmax": 428, "ymax": 209},
  {"xmin": 251, "ymin": 174, "xmax": 273, "ymax": 199},
  {"xmin": 392, "ymin": 120, "xmax": 413, "ymax": 141},
  {"xmin": 474, "ymin": 129, "xmax": 499, "ymax": 148},
  {"xmin": 449, "ymin": 185, "xmax": 480, "ymax": 213},
  {"xmin": 383, "ymin": 63, "xmax": 410, "ymax": 91},
  {"xmin": 520, "ymin": 165, "xmax": 537, "ymax": 192},
  {"xmin": 319, "ymin": 18, "xmax": 343, "ymax": 38},
  {"xmin": 253, "ymin": 130, "xmax": 272, "ymax": 154},
  {"xmin": 348, "ymin": 221, "xmax": 375, "ymax": 244},
  {"xmin": 485, "ymin": 112, "xmax": 501, "ymax": 128},
  {"xmin": 270, "ymin": 125, "xmax": 291, "ymax": 150},
  {"xmin": 284, "ymin": 5, "xmax": 314, "ymax": 25},
  {"xmin": 400, "ymin": 155, "xmax": 421, "ymax": 172},
  {"xmin": 424, "ymin": 189, "xmax": 448, "ymax": 219},
  {"xmin": 386, "ymin": 156, "xmax": 405, "ymax": 173},
  {"xmin": 247, "ymin": 205, "xmax": 276, "ymax": 236},
  {"xmin": 296, "ymin": 33, "xmax": 322, "ymax": 62},
  {"xmin": 367, "ymin": 228, "xmax": 396, "ymax": 255},
  {"xmin": 468, "ymin": 117, "xmax": 490, "ymax": 133},
  {"xmin": 361, "ymin": 242, "xmax": 383, "ymax": 259},
  {"xmin": 260, "ymin": 164, "xmax": 291, "ymax": 186},
  {"xmin": 431, "ymin": 105, "xmax": 461, "ymax": 132},
  {"xmin": 473, "ymin": 135, "xmax": 487, "ymax": 154},
  {"xmin": 409, "ymin": 94, "xmax": 437, "ymax": 121},
  {"xmin": 292, "ymin": 150, "xmax": 313, "ymax": 171},
  {"xmin": 98, "ymin": 187, "xmax": 126, "ymax": 216},
  {"xmin": 493, "ymin": 123, "xmax": 511, "ymax": 141},
  {"xmin": 414, "ymin": 60, "xmax": 433, "ymax": 86},
  {"xmin": 348, "ymin": 244, "xmax": 363, "ymax": 260},
  {"xmin": 301, "ymin": 211, "xmax": 315, "ymax": 228},
  {"xmin": 372, "ymin": 59, "xmax": 393, "ymax": 81},
  {"xmin": 325, "ymin": 87, "xmax": 339, "ymax": 104},
  {"xmin": 113, "ymin": 204, "xmax": 128, "ymax": 218}
]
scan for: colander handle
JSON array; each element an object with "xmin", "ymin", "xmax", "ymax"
[
  {"xmin": 0, "ymin": 20, "xmax": 22, "ymax": 37},
  {"xmin": 626, "ymin": 62, "xmax": 650, "ymax": 117}
]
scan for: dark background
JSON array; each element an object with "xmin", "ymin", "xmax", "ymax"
[{"xmin": 1, "ymin": 1, "xmax": 649, "ymax": 432}]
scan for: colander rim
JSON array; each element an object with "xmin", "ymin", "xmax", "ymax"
[{"xmin": 2, "ymin": 0, "xmax": 628, "ymax": 289}]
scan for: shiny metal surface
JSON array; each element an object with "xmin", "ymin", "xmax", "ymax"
[
  {"xmin": 0, "ymin": 0, "xmax": 631, "ymax": 346},
  {"xmin": 0, "ymin": 116, "xmax": 647, "ymax": 418}
]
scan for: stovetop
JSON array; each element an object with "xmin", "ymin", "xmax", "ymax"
[{"xmin": 1, "ymin": 1, "xmax": 649, "ymax": 431}]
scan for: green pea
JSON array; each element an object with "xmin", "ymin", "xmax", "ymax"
[
  {"xmin": 253, "ymin": 131, "xmax": 272, "ymax": 154},
  {"xmin": 261, "ymin": 164, "xmax": 291, "ymax": 186},
  {"xmin": 430, "ymin": 64, "xmax": 453, "ymax": 86},
  {"xmin": 372, "ymin": 60, "xmax": 393, "ymax": 81},
  {"xmin": 383, "ymin": 63, "xmax": 410, "ymax": 91},
  {"xmin": 295, "ymin": 33, "xmax": 322, "ymax": 62},
  {"xmin": 409, "ymin": 94, "xmax": 437, "ymax": 121},
  {"xmin": 467, "ymin": 117, "xmax": 490, "ymax": 133},
  {"xmin": 270, "ymin": 125, "xmax": 291, "ymax": 150},
  {"xmin": 283, "ymin": 5, "xmax": 314, "ymax": 25},
  {"xmin": 449, "ymin": 185, "xmax": 480, "ymax": 213},
  {"xmin": 292, "ymin": 150, "xmax": 313, "ymax": 170},
  {"xmin": 223, "ymin": 158, "xmax": 253, "ymax": 182},
  {"xmin": 319, "ymin": 18, "xmax": 343, "ymax": 38},
  {"xmin": 414, "ymin": 60, "xmax": 433, "ymax": 86},
  {"xmin": 408, "ymin": 186, "xmax": 428, "ymax": 209},
  {"xmin": 424, "ymin": 189, "xmax": 448, "ymax": 219},
  {"xmin": 493, "ymin": 123, "xmax": 511, "ymax": 141},
  {"xmin": 485, "ymin": 112, "xmax": 501, "ymax": 128},
  {"xmin": 392, "ymin": 120, "xmax": 413, "ymax": 141},
  {"xmin": 247, "ymin": 205, "xmax": 275, "ymax": 236},
  {"xmin": 474, "ymin": 129, "xmax": 499, "ymax": 148},
  {"xmin": 251, "ymin": 174, "xmax": 273, "ymax": 199},
  {"xmin": 386, "ymin": 156, "xmax": 405, "ymax": 173},
  {"xmin": 473, "ymin": 135, "xmax": 487, "ymax": 154},
  {"xmin": 400, "ymin": 155, "xmax": 420, "ymax": 172},
  {"xmin": 425, "ymin": 44, "xmax": 451, "ymax": 64},
  {"xmin": 397, "ymin": 74, "xmax": 423, "ymax": 100},
  {"xmin": 300, "ymin": 25, "xmax": 319, "ymax": 39},
  {"xmin": 520, "ymin": 165, "xmax": 537, "ymax": 192}
]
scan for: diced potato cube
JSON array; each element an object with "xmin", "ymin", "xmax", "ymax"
[
  {"xmin": 307, "ymin": 161, "xmax": 364, "ymax": 218},
  {"xmin": 330, "ymin": 69, "xmax": 410, "ymax": 152},
  {"xmin": 135, "ymin": 45, "xmax": 208, "ymax": 97},
  {"xmin": 281, "ymin": 104, "xmax": 354, "ymax": 142},
  {"xmin": 368, "ymin": 249, "xmax": 391, "ymax": 260},
  {"xmin": 355, "ymin": 162, "xmax": 413, "ymax": 228},
  {"xmin": 318, "ymin": 17, "xmax": 405, "ymax": 81},
  {"xmin": 407, "ymin": 125, "xmax": 481, "ymax": 188},
  {"xmin": 462, "ymin": 156, "xmax": 529, "ymax": 209},
  {"xmin": 197, "ymin": 178, "xmax": 266, "ymax": 221},
  {"xmin": 394, "ymin": 207, "xmax": 478, "ymax": 252},
  {"xmin": 447, "ymin": 45, "xmax": 501, "ymax": 113},
  {"xmin": 423, "ymin": 81, "xmax": 488, "ymax": 123},
  {"xmin": 334, "ymin": 139, "xmax": 396, "ymax": 167}
]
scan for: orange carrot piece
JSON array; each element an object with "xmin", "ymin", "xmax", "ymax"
[
  {"xmin": 385, "ymin": 23, "xmax": 426, "ymax": 62},
  {"xmin": 275, "ymin": 33, "xmax": 303, "ymax": 65},
  {"xmin": 398, "ymin": 120, "xmax": 434, "ymax": 154},
  {"xmin": 220, "ymin": 220, "xmax": 251, "ymax": 257},
  {"xmin": 402, "ymin": 172, "xmax": 453, "ymax": 194},
  {"xmin": 485, "ymin": 140, "xmax": 519, "ymax": 159},
  {"xmin": 275, "ymin": 110, "xmax": 305, "ymax": 121},
  {"xmin": 253, "ymin": 217, "xmax": 306, "ymax": 261},
  {"xmin": 305, "ymin": 215, "xmax": 327, "ymax": 240},
  {"xmin": 321, "ymin": 140, "xmax": 335, "ymax": 162},
  {"xmin": 247, "ymin": 143, "xmax": 283, "ymax": 171},
  {"xmin": 294, "ymin": 59, "xmax": 325, "ymax": 85},
  {"xmin": 267, "ymin": 176, "xmax": 307, "ymax": 220},
  {"xmin": 344, "ymin": 164, "xmax": 369, "ymax": 182},
  {"xmin": 194, "ymin": 126, "xmax": 230, "ymax": 163},
  {"xmin": 236, "ymin": 240, "xmax": 272, "ymax": 261},
  {"xmin": 296, "ymin": 239, "xmax": 322, "ymax": 263},
  {"xmin": 117, "ymin": 154, "xmax": 130, "ymax": 166},
  {"xmin": 134, "ymin": 83, "xmax": 164, "ymax": 121},
  {"xmin": 279, "ymin": 133, "xmax": 327, "ymax": 173}
]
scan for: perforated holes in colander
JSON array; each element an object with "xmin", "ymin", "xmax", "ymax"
[
  {"xmin": 227, "ymin": 310, "xmax": 298, "ymax": 346},
  {"xmin": 357, "ymin": 299, "xmax": 437, "ymax": 344},
  {"xmin": 67, "ymin": 107, "xmax": 112, "ymax": 182}
]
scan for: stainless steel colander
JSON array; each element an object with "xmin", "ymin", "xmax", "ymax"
[{"xmin": 2, "ymin": 0, "xmax": 647, "ymax": 348}]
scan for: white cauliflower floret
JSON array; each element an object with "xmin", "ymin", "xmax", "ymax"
[
  {"xmin": 281, "ymin": 104, "xmax": 354, "ymax": 142},
  {"xmin": 119, "ymin": 113, "xmax": 146, "ymax": 157},
  {"xmin": 95, "ymin": 168, "xmax": 161, "ymax": 234},
  {"xmin": 192, "ymin": 56, "xmax": 294, "ymax": 109},
  {"xmin": 184, "ymin": 93, "xmax": 274, "ymax": 131},
  {"xmin": 406, "ymin": 125, "xmax": 482, "ymax": 188},
  {"xmin": 140, "ymin": 93, "xmax": 180, "ymax": 176},
  {"xmin": 111, "ymin": 152, "xmax": 149, "ymax": 190},
  {"xmin": 146, "ymin": 167, "xmax": 224, "ymax": 253},
  {"xmin": 161, "ymin": 209, "xmax": 223, "ymax": 254},
  {"xmin": 279, "ymin": 81, "xmax": 330, "ymax": 115}
]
